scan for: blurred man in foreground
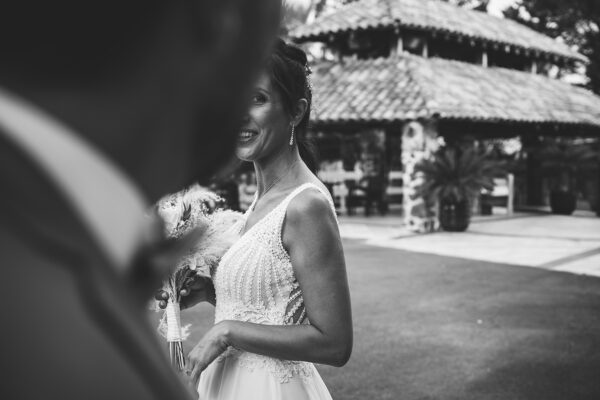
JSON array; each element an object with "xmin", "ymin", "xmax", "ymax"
[{"xmin": 0, "ymin": 1, "xmax": 279, "ymax": 399}]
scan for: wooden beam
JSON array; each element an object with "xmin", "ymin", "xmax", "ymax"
[
  {"xmin": 596, "ymin": 155, "xmax": 600, "ymax": 216},
  {"xmin": 481, "ymin": 50, "xmax": 489, "ymax": 67},
  {"xmin": 396, "ymin": 35, "xmax": 404, "ymax": 54},
  {"xmin": 507, "ymin": 174, "xmax": 515, "ymax": 216},
  {"xmin": 530, "ymin": 60, "xmax": 538, "ymax": 74}
]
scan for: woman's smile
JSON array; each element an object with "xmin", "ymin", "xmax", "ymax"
[{"xmin": 238, "ymin": 129, "xmax": 259, "ymax": 143}]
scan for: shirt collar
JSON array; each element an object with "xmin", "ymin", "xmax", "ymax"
[{"xmin": 0, "ymin": 86, "xmax": 149, "ymax": 272}]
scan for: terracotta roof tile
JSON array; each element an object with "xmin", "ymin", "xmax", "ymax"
[
  {"xmin": 310, "ymin": 54, "xmax": 600, "ymax": 127},
  {"xmin": 291, "ymin": 0, "xmax": 586, "ymax": 63}
]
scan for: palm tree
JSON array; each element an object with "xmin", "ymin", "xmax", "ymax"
[
  {"xmin": 415, "ymin": 147, "xmax": 505, "ymax": 203},
  {"xmin": 414, "ymin": 147, "xmax": 506, "ymax": 231}
]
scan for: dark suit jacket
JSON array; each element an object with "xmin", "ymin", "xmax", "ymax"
[{"xmin": 0, "ymin": 133, "xmax": 193, "ymax": 400}]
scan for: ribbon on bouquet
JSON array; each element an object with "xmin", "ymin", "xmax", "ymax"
[{"xmin": 164, "ymin": 299, "xmax": 186, "ymax": 371}]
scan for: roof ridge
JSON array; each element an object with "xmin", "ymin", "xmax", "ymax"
[{"xmin": 291, "ymin": 0, "xmax": 587, "ymax": 63}]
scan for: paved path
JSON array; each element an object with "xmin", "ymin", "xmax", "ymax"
[{"xmin": 339, "ymin": 213, "xmax": 600, "ymax": 278}]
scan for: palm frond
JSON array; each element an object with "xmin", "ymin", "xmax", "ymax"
[{"xmin": 414, "ymin": 146, "xmax": 507, "ymax": 203}]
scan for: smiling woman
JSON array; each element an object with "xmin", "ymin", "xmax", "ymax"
[
  {"xmin": 237, "ymin": 42, "xmax": 318, "ymax": 174},
  {"xmin": 236, "ymin": 73, "xmax": 292, "ymax": 162},
  {"xmin": 184, "ymin": 39, "xmax": 353, "ymax": 400}
]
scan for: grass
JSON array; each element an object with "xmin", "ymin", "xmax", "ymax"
[{"xmin": 167, "ymin": 240, "xmax": 600, "ymax": 399}]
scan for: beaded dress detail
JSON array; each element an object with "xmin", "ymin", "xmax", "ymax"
[{"xmin": 197, "ymin": 183, "xmax": 336, "ymax": 400}]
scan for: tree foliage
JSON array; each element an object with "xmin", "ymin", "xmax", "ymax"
[{"xmin": 503, "ymin": 0, "xmax": 600, "ymax": 94}]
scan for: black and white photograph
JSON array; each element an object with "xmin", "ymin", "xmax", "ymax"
[{"xmin": 1, "ymin": 1, "xmax": 599, "ymax": 399}]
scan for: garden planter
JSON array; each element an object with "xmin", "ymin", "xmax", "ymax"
[
  {"xmin": 549, "ymin": 190, "xmax": 576, "ymax": 215},
  {"xmin": 439, "ymin": 200, "xmax": 471, "ymax": 232},
  {"xmin": 480, "ymin": 194, "xmax": 493, "ymax": 216},
  {"xmin": 585, "ymin": 181, "xmax": 599, "ymax": 216}
]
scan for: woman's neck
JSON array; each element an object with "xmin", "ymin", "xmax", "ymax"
[{"xmin": 254, "ymin": 146, "xmax": 303, "ymax": 197}]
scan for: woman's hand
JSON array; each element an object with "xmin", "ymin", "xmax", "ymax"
[
  {"xmin": 187, "ymin": 321, "xmax": 232, "ymax": 389},
  {"xmin": 154, "ymin": 275, "xmax": 215, "ymax": 309}
]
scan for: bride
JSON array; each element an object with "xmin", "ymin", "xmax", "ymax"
[{"xmin": 184, "ymin": 39, "xmax": 352, "ymax": 400}]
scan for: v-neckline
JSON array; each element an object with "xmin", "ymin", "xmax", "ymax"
[
  {"xmin": 239, "ymin": 183, "xmax": 313, "ymax": 239},
  {"xmin": 238, "ymin": 194, "xmax": 283, "ymax": 239}
]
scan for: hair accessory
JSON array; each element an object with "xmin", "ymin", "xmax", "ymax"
[{"xmin": 289, "ymin": 124, "xmax": 295, "ymax": 146}]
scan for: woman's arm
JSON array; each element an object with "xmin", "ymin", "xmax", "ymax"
[{"xmin": 188, "ymin": 189, "xmax": 353, "ymax": 383}]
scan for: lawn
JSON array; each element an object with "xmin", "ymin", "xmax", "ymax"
[{"xmin": 172, "ymin": 240, "xmax": 600, "ymax": 399}]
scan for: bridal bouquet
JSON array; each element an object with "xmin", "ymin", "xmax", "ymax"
[{"xmin": 154, "ymin": 184, "xmax": 243, "ymax": 371}]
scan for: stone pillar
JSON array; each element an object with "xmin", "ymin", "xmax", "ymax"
[{"xmin": 402, "ymin": 120, "xmax": 440, "ymax": 233}]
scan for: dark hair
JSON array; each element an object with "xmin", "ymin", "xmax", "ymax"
[{"xmin": 266, "ymin": 38, "xmax": 318, "ymax": 173}]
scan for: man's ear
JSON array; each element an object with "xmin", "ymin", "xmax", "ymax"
[{"xmin": 291, "ymin": 98, "xmax": 308, "ymax": 127}]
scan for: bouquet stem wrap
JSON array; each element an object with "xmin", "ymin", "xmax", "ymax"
[
  {"xmin": 155, "ymin": 185, "xmax": 244, "ymax": 374},
  {"xmin": 165, "ymin": 299, "xmax": 186, "ymax": 371}
]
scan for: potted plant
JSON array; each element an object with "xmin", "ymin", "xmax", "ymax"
[
  {"xmin": 415, "ymin": 147, "xmax": 505, "ymax": 232},
  {"xmin": 538, "ymin": 141, "xmax": 597, "ymax": 215}
]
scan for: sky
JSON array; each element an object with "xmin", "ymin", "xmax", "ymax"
[{"xmin": 487, "ymin": 0, "xmax": 518, "ymax": 16}]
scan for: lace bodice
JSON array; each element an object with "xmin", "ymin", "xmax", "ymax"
[{"xmin": 212, "ymin": 182, "xmax": 337, "ymax": 382}]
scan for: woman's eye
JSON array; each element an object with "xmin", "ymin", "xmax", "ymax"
[{"xmin": 252, "ymin": 93, "xmax": 267, "ymax": 104}]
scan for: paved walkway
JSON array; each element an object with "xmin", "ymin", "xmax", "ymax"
[{"xmin": 339, "ymin": 211, "xmax": 600, "ymax": 278}]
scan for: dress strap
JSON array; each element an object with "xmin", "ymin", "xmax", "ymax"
[
  {"xmin": 278, "ymin": 182, "xmax": 338, "ymax": 224},
  {"xmin": 247, "ymin": 193, "xmax": 258, "ymax": 213}
]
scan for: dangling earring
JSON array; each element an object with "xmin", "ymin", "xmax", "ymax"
[{"xmin": 289, "ymin": 124, "xmax": 295, "ymax": 146}]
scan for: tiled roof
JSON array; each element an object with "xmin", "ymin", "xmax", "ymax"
[
  {"xmin": 310, "ymin": 57, "xmax": 428, "ymax": 123},
  {"xmin": 310, "ymin": 54, "xmax": 600, "ymax": 127},
  {"xmin": 291, "ymin": 0, "xmax": 586, "ymax": 63}
]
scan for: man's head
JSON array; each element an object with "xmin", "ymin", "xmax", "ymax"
[{"xmin": 0, "ymin": 1, "xmax": 281, "ymax": 200}]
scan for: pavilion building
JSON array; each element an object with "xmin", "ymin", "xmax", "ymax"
[{"xmin": 289, "ymin": 0, "xmax": 600, "ymax": 230}]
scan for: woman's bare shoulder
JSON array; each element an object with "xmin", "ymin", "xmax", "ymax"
[{"xmin": 285, "ymin": 184, "xmax": 335, "ymax": 229}]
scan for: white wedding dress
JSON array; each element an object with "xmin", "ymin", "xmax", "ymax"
[{"xmin": 197, "ymin": 183, "xmax": 336, "ymax": 400}]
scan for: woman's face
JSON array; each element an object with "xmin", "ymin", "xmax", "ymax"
[{"xmin": 236, "ymin": 72, "xmax": 291, "ymax": 162}]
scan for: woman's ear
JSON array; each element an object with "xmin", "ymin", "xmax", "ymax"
[{"xmin": 291, "ymin": 98, "xmax": 308, "ymax": 127}]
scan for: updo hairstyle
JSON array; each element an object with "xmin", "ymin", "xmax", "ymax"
[{"xmin": 265, "ymin": 38, "xmax": 318, "ymax": 173}]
